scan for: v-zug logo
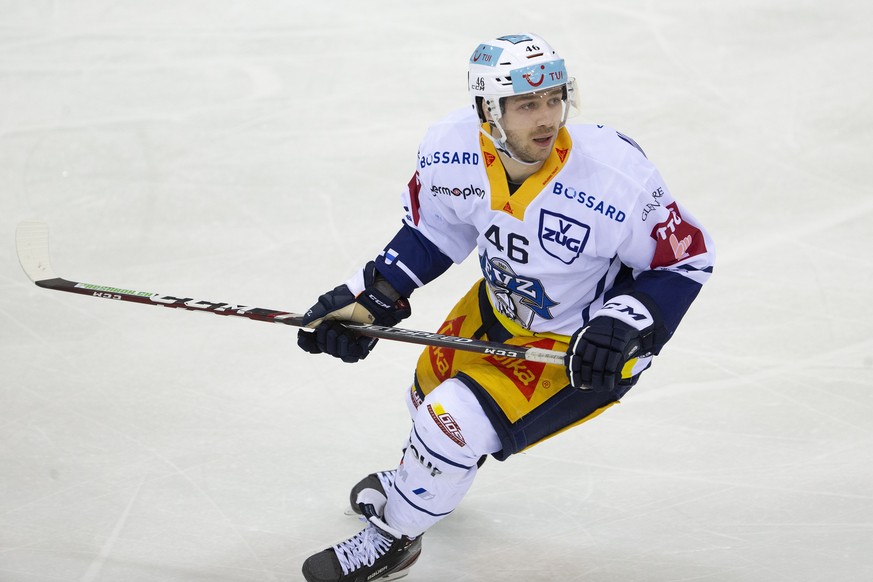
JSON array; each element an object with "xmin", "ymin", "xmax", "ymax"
[
  {"xmin": 431, "ymin": 183, "xmax": 485, "ymax": 200},
  {"xmin": 539, "ymin": 210, "xmax": 590, "ymax": 264}
]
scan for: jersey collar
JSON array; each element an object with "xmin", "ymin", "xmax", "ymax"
[{"xmin": 479, "ymin": 124, "xmax": 573, "ymax": 220}]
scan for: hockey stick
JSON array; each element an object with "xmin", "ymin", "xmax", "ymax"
[{"xmin": 15, "ymin": 222, "xmax": 567, "ymax": 366}]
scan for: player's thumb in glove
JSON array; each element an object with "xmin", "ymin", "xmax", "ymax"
[
  {"xmin": 564, "ymin": 295, "xmax": 660, "ymax": 391},
  {"xmin": 297, "ymin": 262, "xmax": 411, "ymax": 363}
]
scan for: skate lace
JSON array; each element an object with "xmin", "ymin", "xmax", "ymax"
[{"xmin": 334, "ymin": 521, "xmax": 394, "ymax": 575}]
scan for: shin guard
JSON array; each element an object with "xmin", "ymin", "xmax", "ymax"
[{"xmin": 385, "ymin": 378, "xmax": 501, "ymax": 537}]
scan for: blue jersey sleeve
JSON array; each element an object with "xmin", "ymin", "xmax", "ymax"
[
  {"xmin": 632, "ymin": 269, "xmax": 705, "ymax": 343},
  {"xmin": 373, "ymin": 222, "xmax": 454, "ymax": 297},
  {"xmin": 606, "ymin": 265, "xmax": 711, "ymax": 354}
]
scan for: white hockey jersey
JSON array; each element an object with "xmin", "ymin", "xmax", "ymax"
[{"xmin": 376, "ymin": 107, "xmax": 714, "ymax": 341}]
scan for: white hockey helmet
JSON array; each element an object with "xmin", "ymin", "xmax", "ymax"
[{"xmin": 468, "ymin": 33, "xmax": 579, "ymax": 131}]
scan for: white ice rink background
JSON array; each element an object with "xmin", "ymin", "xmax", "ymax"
[{"xmin": 1, "ymin": 1, "xmax": 871, "ymax": 580}]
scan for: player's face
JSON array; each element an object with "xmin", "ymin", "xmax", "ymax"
[{"xmin": 499, "ymin": 88, "xmax": 565, "ymax": 163}]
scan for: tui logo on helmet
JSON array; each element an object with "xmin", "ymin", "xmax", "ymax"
[
  {"xmin": 469, "ymin": 44, "xmax": 503, "ymax": 67},
  {"xmin": 523, "ymin": 65, "xmax": 546, "ymax": 87},
  {"xmin": 510, "ymin": 60, "xmax": 566, "ymax": 94}
]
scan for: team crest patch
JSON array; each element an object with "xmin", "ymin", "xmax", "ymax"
[
  {"xmin": 480, "ymin": 250, "xmax": 558, "ymax": 326},
  {"xmin": 538, "ymin": 210, "xmax": 590, "ymax": 264},
  {"xmin": 649, "ymin": 202, "xmax": 707, "ymax": 267}
]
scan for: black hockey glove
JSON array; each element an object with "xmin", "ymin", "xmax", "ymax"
[
  {"xmin": 564, "ymin": 295, "xmax": 660, "ymax": 392},
  {"xmin": 297, "ymin": 262, "xmax": 411, "ymax": 363}
]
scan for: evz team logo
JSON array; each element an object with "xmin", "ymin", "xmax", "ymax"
[
  {"xmin": 539, "ymin": 210, "xmax": 590, "ymax": 264},
  {"xmin": 480, "ymin": 250, "xmax": 558, "ymax": 327}
]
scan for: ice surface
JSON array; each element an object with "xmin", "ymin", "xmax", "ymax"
[{"xmin": 2, "ymin": 1, "xmax": 871, "ymax": 581}]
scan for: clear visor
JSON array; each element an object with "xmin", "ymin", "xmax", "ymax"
[{"xmin": 483, "ymin": 78, "xmax": 580, "ymax": 126}]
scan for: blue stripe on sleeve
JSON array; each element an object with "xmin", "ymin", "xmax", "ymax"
[{"xmin": 374, "ymin": 223, "xmax": 454, "ymax": 297}]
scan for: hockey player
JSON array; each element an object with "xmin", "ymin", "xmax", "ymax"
[{"xmin": 297, "ymin": 33, "xmax": 714, "ymax": 582}]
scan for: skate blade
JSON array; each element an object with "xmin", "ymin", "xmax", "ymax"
[{"xmin": 377, "ymin": 569, "xmax": 411, "ymax": 582}]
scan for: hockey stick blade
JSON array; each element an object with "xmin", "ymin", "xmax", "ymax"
[{"xmin": 15, "ymin": 222, "xmax": 566, "ymax": 366}]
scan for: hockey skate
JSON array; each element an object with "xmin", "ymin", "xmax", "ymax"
[
  {"xmin": 302, "ymin": 503, "xmax": 422, "ymax": 582},
  {"xmin": 347, "ymin": 470, "xmax": 394, "ymax": 516}
]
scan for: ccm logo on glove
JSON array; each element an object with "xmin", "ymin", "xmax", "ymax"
[
  {"xmin": 564, "ymin": 294, "xmax": 659, "ymax": 392},
  {"xmin": 297, "ymin": 262, "xmax": 411, "ymax": 363},
  {"xmin": 599, "ymin": 296, "xmax": 654, "ymax": 330}
]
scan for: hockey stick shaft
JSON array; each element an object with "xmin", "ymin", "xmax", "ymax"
[{"xmin": 15, "ymin": 222, "xmax": 567, "ymax": 366}]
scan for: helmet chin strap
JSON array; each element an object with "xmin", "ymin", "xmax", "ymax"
[
  {"xmin": 478, "ymin": 124, "xmax": 542, "ymax": 167},
  {"xmin": 480, "ymin": 98, "xmax": 571, "ymax": 167}
]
